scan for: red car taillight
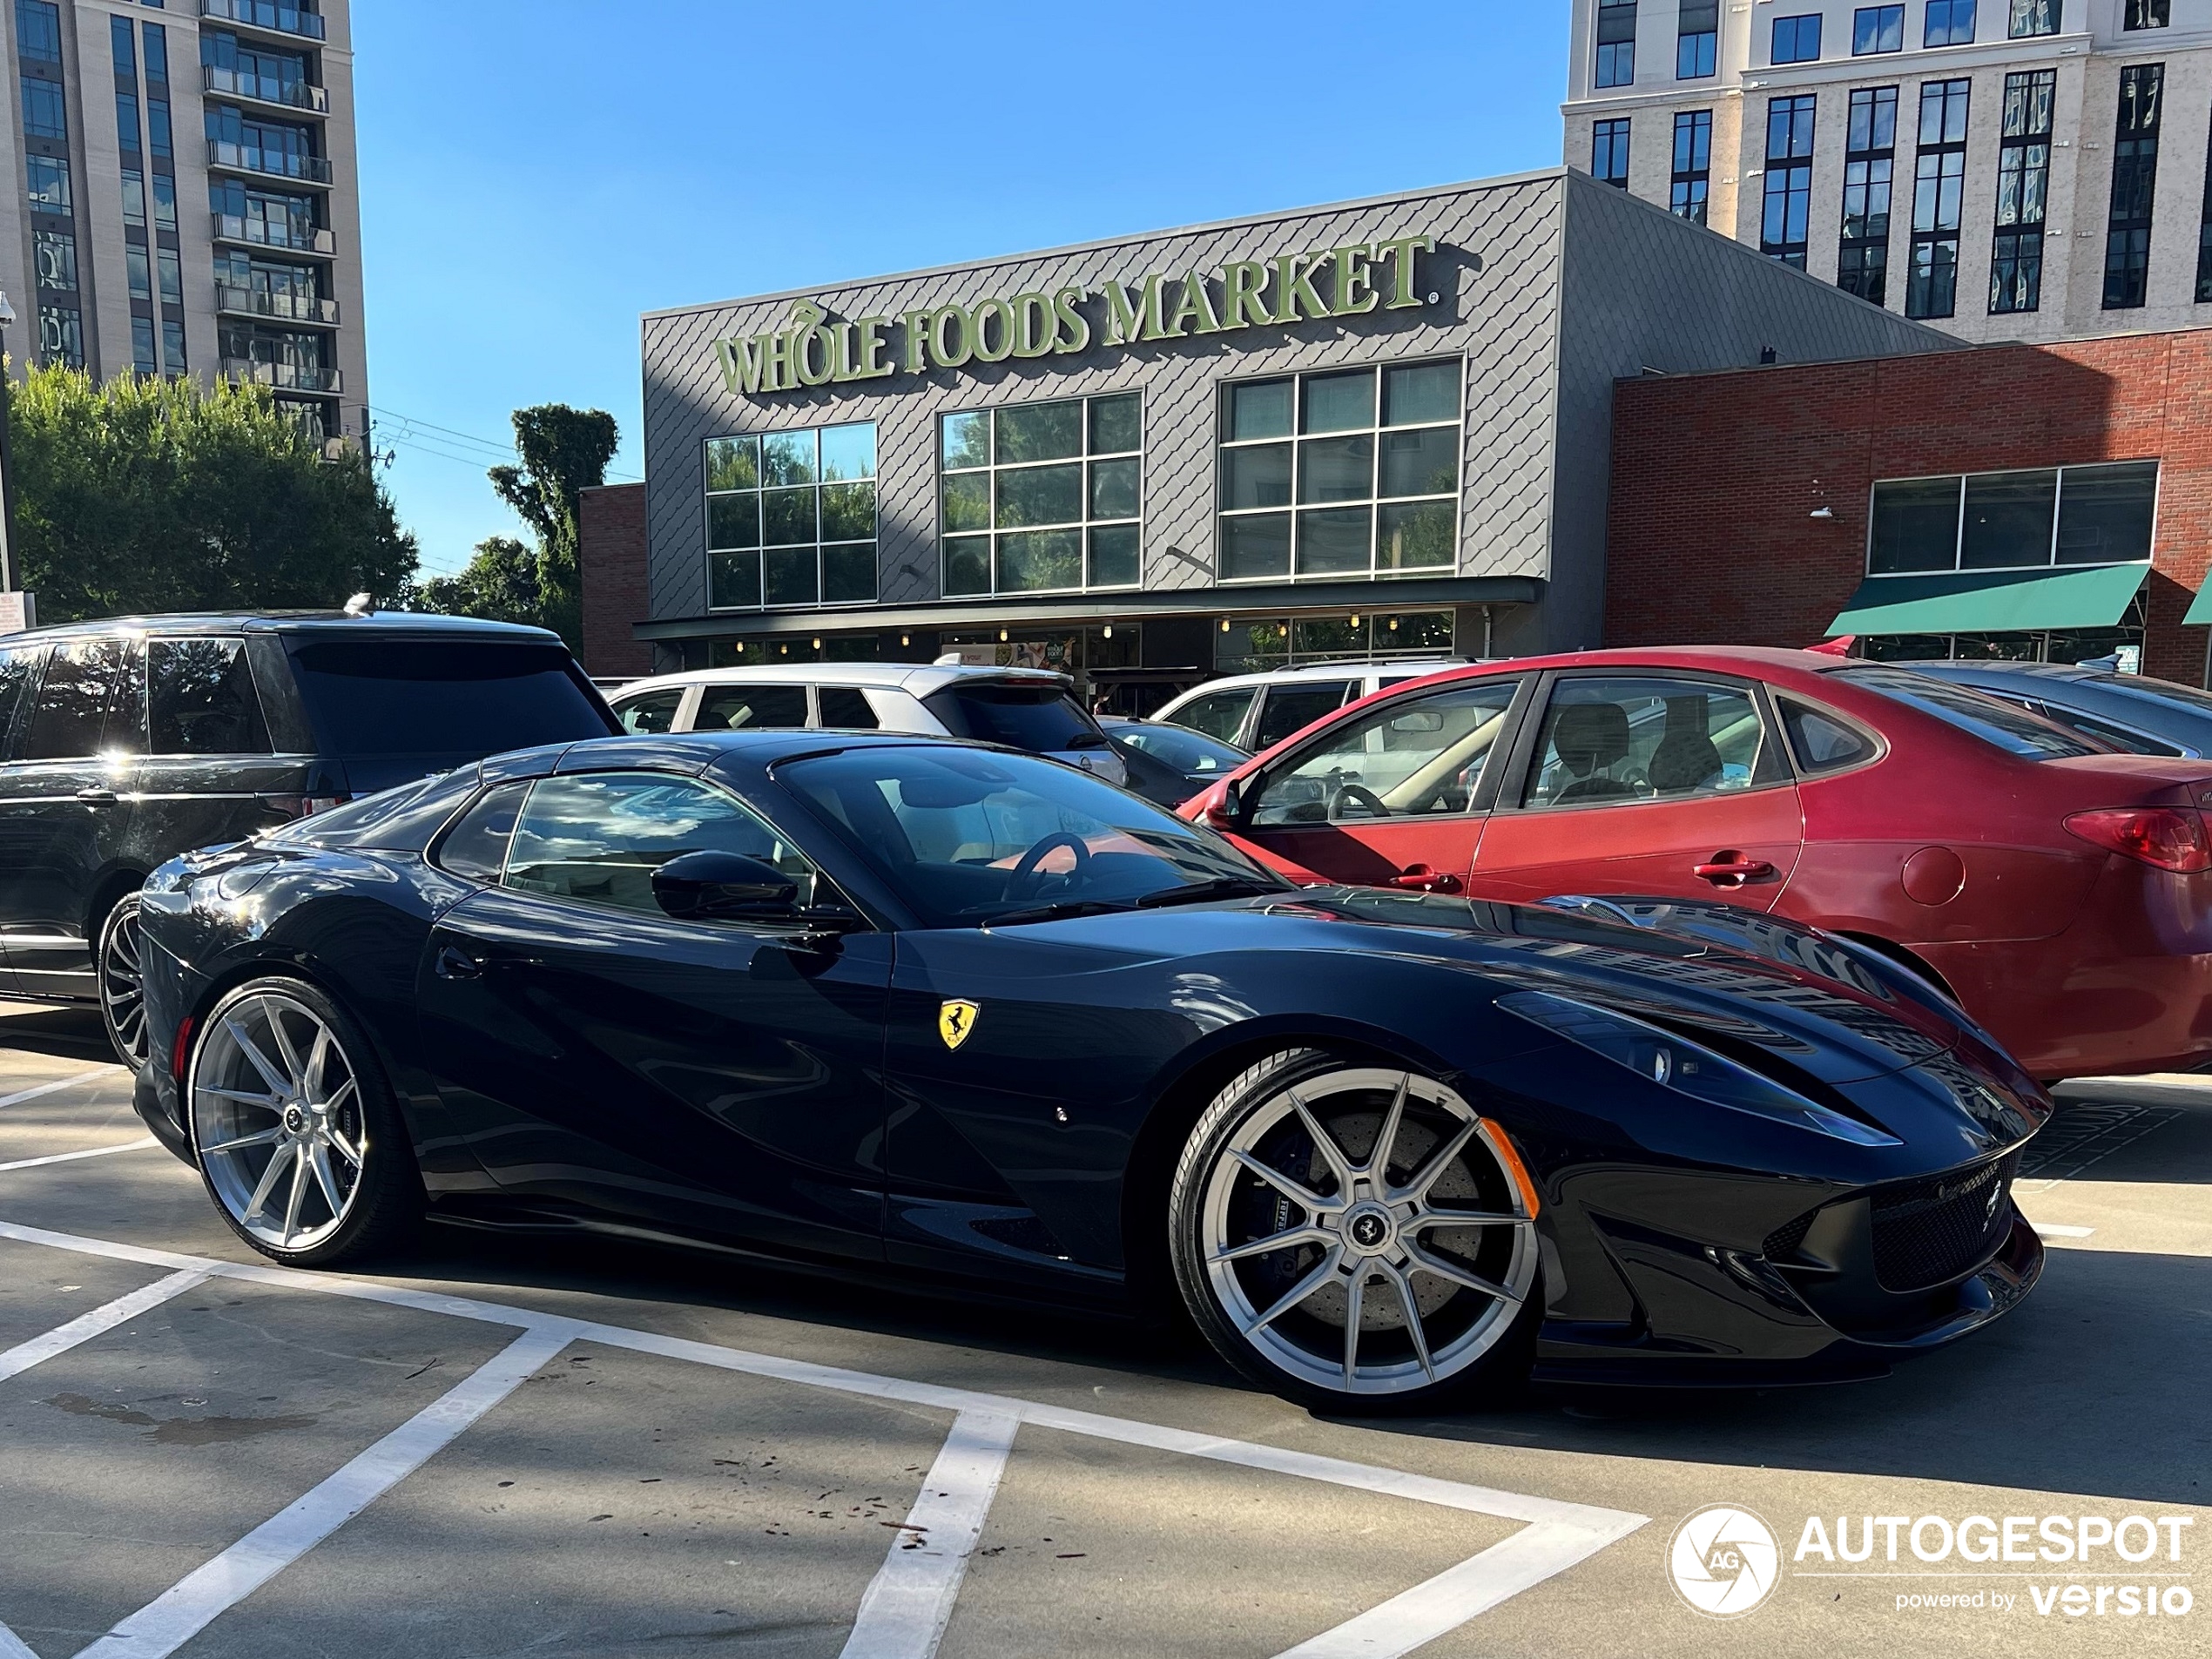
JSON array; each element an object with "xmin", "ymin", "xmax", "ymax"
[{"xmin": 2064, "ymin": 806, "xmax": 2212, "ymax": 873}]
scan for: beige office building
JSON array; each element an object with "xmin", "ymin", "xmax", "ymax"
[
  {"xmin": 1564, "ymin": 0, "xmax": 2212, "ymax": 343},
  {"xmin": 0, "ymin": 0, "xmax": 362, "ymax": 441}
]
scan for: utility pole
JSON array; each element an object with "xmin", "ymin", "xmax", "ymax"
[{"xmin": 0, "ymin": 290, "xmax": 18, "ymax": 597}]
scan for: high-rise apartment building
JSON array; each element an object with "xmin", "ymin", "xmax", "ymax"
[
  {"xmin": 1564, "ymin": 1, "xmax": 2212, "ymax": 342},
  {"xmin": 0, "ymin": 0, "xmax": 363, "ymax": 441}
]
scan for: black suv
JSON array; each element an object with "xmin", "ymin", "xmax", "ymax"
[{"xmin": 0, "ymin": 610, "xmax": 618, "ymax": 1067}]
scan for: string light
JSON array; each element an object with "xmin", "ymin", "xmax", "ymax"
[
  {"xmin": 1102, "ymin": 624, "xmax": 1114, "ymax": 639},
  {"xmin": 1220, "ymin": 618, "xmax": 1231, "ymax": 633},
  {"xmin": 999, "ymin": 628, "xmax": 1008, "ymax": 642},
  {"xmin": 1349, "ymin": 614, "xmax": 1361, "ymax": 628}
]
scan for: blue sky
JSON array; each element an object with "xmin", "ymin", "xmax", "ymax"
[{"xmin": 355, "ymin": 2, "xmax": 1573, "ymax": 577}]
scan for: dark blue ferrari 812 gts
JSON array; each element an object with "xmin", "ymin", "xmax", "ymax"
[{"xmin": 132, "ymin": 732, "xmax": 2047, "ymax": 1410}]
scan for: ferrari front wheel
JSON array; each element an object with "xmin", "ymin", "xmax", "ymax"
[
  {"xmin": 1169, "ymin": 1049, "xmax": 1542, "ymax": 1413},
  {"xmin": 187, "ymin": 977, "xmax": 422, "ymax": 1267}
]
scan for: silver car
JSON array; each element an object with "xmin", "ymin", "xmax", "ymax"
[{"xmin": 604, "ymin": 661, "xmax": 1128, "ymax": 786}]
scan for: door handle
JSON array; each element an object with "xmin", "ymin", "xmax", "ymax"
[
  {"xmin": 433, "ymin": 946, "xmax": 485, "ymax": 981},
  {"xmin": 1385, "ymin": 865, "xmax": 1463, "ymax": 894},
  {"xmin": 1695, "ymin": 853, "xmax": 1777, "ymax": 884},
  {"xmin": 75, "ymin": 786, "xmax": 118, "ymax": 805}
]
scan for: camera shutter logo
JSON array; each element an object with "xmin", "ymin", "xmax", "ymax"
[{"xmin": 1669, "ymin": 1505, "xmax": 1781, "ymax": 1618}]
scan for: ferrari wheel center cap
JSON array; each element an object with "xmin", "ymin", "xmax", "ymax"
[
  {"xmin": 1344, "ymin": 1204, "xmax": 1396, "ymax": 1255},
  {"xmin": 283, "ymin": 1105, "xmax": 307, "ymax": 1135}
]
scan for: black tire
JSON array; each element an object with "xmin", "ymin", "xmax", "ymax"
[
  {"xmin": 98, "ymin": 893, "xmax": 150, "ymax": 1072},
  {"xmin": 186, "ymin": 975, "xmax": 422, "ymax": 1268},
  {"xmin": 1168, "ymin": 1048, "xmax": 1541, "ymax": 1414}
]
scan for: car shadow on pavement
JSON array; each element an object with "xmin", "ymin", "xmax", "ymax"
[
  {"xmin": 1351, "ymin": 1241, "xmax": 2212, "ymax": 1508},
  {"xmin": 0, "ymin": 1003, "xmax": 114, "ymax": 1066}
]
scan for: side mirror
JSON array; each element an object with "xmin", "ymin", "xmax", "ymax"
[
  {"xmin": 651, "ymin": 850, "xmax": 799, "ymax": 923},
  {"xmin": 1204, "ymin": 777, "xmax": 1246, "ymax": 829}
]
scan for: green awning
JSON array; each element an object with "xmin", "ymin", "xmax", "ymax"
[
  {"xmin": 2184, "ymin": 581, "xmax": 2212, "ymax": 624},
  {"xmin": 1826, "ymin": 564, "xmax": 2150, "ymax": 637}
]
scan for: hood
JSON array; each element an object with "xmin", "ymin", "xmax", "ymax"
[{"xmin": 1033, "ymin": 886, "xmax": 2003, "ymax": 1092}]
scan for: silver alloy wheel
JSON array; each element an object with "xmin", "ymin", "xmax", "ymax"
[
  {"xmin": 1198, "ymin": 1067, "xmax": 1539, "ymax": 1397},
  {"xmin": 98, "ymin": 900, "xmax": 149, "ymax": 1069},
  {"xmin": 190, "ymin": 992, "xmax": 367, "ymax": 1252}
]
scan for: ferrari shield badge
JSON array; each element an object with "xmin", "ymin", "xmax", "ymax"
[{"xmin": 939, "ymin": 999, "xmax": 981, "ymax": 1051}]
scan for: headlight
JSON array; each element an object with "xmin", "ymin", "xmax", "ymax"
[{"xmin": 1499, "ymin": 988, "xmax": 1901, "ymax": 1147}]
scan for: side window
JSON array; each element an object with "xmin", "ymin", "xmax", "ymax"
[
  {"xmin": 817, "ymin": 686, "xmax": 880, "ymax": 729},
  {"xmin": 1168, "ymin": 687, "xmax": 1255, "ymax": 745},
  {"xmin": 1523, "ymin": 678, "xmax": 1768, "ymax": 809},
  {"xmin": 23, "ymin": 637, "xmax": 129, "ymax": 760},
  {"xmin": 502, "ymin": 772, "xmax": 819, "ymax": 915},
  {"xmin": 435, "ymin": 780, "xmax": 532, "ymax": 881},
  {"xmin": 1777, "ymin": 697, "xmax": 1882, "ymax": 773},
  {"xmin": 149, "ymin": 637, "xmax": 270, "ymax": 755},
  {"xmin": 1252, "ymin": 681, "xmax": 1356, "ymax": 750},
  {"xmin": 615, "ymin": 689, "xmax": 685, "ymax": 734},
  {"xmin": 1250, "ymin": 680, "xmax": 1522, "ymax": 826},
  {"xmin": 693, "ymin": 685, "xmax": 807, "ymax": 731},
  {"xmin": 0, "ymin": 645, "xmax": 42, "ymax": 759}
]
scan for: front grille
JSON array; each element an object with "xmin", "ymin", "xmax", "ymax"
[
  {"xmin": 1763, "ymin": 1210, "xmax": 1816, "ymax": 1263},
  {"xmin": 1869, "ymin": 1151, "xmax": 2020, "ymax": 1293}
]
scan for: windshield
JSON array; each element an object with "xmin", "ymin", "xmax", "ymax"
[
  {"xmin": 780, "ymin": 745, "xmax": 1287, "ymax": 927},
  {"xmin": 1109, "ymin": 721, "xmax": 1247, "ymax": 775},
  {"xmin": 1834, "ymin": 665, "xmax": 2104, "ymax": 759},
  {"xmin": 287, "ymin": 638, "xmax": 616, "ymax": 757},
  {"xmin": 921, "ymin": 681, "xmax": 1101, "ymax": 751}
]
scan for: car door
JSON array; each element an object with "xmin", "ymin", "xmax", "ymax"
[
  {"xmin": 415, "ymin": 765, "xmax": 891, "ymax": 1261},
  {"xmin": 1248, "ymin": 678, "xmax": 1359, "ymax": 752},
  {"xmin": 1471, "ymin": 671, "xmax": 1804, "ymax": 910},
  {"xmin": 1232, "ymin": 675, "xmax": 1530, "ymax": 891},
  {"xmin": 0, "ymin": 636, "xmax": 143, "ymax": 997},
  {"xmin": 0, "ymin": 644, "xmax": 42, "ymax": 996}
]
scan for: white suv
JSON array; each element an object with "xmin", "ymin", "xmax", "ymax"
[
  {"xmin": 1152, "ymin": 660, "xmax": 1467, "ymax": 753},
  {"xmin": 606, "ymin": 661, "xmax": 1127, "ymax": 786}
]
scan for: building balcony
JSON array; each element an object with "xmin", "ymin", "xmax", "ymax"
[
  {"xmin": 203, "ymin": 64, "xmax": 328, "ymax": 115},
  {"xmin": 207, "ymin": 139, "xmax": 333, "ymax": 187},
  {"xmin": 212, "ymin": 212, "xmax": 335, "ymax": 255},
  {"xmin": 215, "ymin": 284, "xmax": 339, "ymax": 327},
  {"xmin": 199, "ymin": 0, "xmax": 327, "ymax": 42},
  {"xmin": 224, "ymin": 358, "xmax": 342, "ymax": 395}
]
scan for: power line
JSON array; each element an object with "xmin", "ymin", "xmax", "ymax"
[{"xmin": 368, "ymin": 405, "xmax": 644, "ymax": 482}]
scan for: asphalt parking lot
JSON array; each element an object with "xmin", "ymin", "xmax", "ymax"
[{"xmin": 0, "ymin": 1003, "xmax": 2206, "ymax": 1658}]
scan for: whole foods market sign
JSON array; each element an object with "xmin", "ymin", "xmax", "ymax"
[{"xmin": 714, "ymin": 234, "xmax": 1440, "ymax": 396}]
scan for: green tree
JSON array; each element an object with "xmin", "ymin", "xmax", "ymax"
[
  {"xmin": 9, "ymin": 361, "xmax": 417, "ymax": 621},
  {"xmin": 406, "ymin": 403, "xmax": 617, "ymax": 648}
]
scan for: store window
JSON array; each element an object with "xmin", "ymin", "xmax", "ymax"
[
  {"xmin": 1867, "ymin": 461, "xmax": 2159, "ymax": 573},
  {"xmin": 1215, "ymin": 611, "xmax": 1456, "ymax": 674},
  {"xmin": 704, "ymin": 422, "xmax": 877, "ymax": 610},
  {"xmin": 940, "ymin": 392, "xmax": 1142, "ymax": 597},
  {"xmin": 1216, "ymin": 361, "xmax": 1461, "ymax": 583}
]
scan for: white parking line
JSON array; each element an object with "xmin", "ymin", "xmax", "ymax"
[
  {"xmin": 0, "ymin": 1618, "xmax": 37, "ymax": 1659},
  {"xmin": 0, "ymin": 1137, "xmax": 161, "ymax": 1174},
  {"xmin": 2033, "ymin": 1222, "xmax": 2096, "ymax": 1239},
  {"xmin": 0, "ymin": 1269, "xmax": 207, "ymax": 1386},
  {"xmin": 72, "ymin": 1325, "xmax": 573, "ymax": 1659},
  {"xmin": 0, "ymin": 1217, "xmax": 1649, "ymax": 1656},
  {"xmin": 0, "ymin": 1070, "xmax": 117, "ymax": 1110},
  {"xmin": 840, "ymin": 1409, "xmax": 1020, "ymax": 1659}
]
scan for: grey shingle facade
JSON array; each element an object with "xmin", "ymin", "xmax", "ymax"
[{"xmin": 637, "ymin": 168, "xmax": 1956, "ymax": 667}]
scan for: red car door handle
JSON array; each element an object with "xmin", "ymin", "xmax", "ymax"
[
  {"xmin": 1386, "ymin": 866, "xmax": 1463, "ymax": 894},
  {"xmin": 1695, "ymin": 855, "xmax": 1777, "ymax": 883}
]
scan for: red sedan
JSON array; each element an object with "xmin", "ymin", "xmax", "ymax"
[{"xmin": 1184, "ymin": 646, "xmax": 2212, "ymax": 1080}]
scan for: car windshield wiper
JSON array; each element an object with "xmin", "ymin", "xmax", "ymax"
[
  {"xmin": 1134, "ymin": 877, "xmax": 1287, "ymax": 909},
  {"xmin": 978, "ymin": 898, "xmax": 1136, "ymax": 927}
]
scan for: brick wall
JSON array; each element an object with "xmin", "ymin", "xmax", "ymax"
[
  {"xmin": 1606, "ymin": 330, "xmax": 2212, "ymax": 684},
  {"xmin": 579, "ymin": 482, "xmax": 652, "ymax": 679}
]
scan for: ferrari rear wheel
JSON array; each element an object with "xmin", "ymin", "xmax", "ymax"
[
  {"xmin": 187, "ymin": 977, "xmax": 421, "ymax": 1267},
  {"xmin": 1170, "ymin": 1049, "xmax": 1541, "ymax": 1412}
]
